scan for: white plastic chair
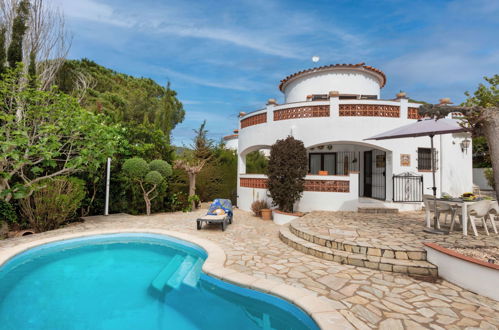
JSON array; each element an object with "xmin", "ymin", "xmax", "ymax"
[
  {"xmin": 467, "ymin": 200, "xmax": 494, "ymax": 236},
  {"xmin": 423, "ymin": 194, "xmax": 453, "ymax": 228},
  {"xmin": 487, "ymin": 201, "xmax": 499, "ymax": 234}
]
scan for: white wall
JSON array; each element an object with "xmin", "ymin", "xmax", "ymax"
[
  {"xmin": 425, "ymin": 246, "xmax": 499, "ymax": 301},
  {"xmin": 440, "ymin": 134, "xmax": 473, "ymax": 196},
  {"xmin": 473, "ymin": 168, "xmax": 493, "ymax": 190},
  {"xmin": 237, "ymin": 174, "xmax": 360, "ymax": 212},
  {"xmin": 283, "ymin": 69, "xmax": 381, "ymax": 103},
  {"xmin": 237, "ymin": 100, "xmax": 473, "ymax": 211},
  {"xmin": 224, "ymin": 137, "xmax": 238, "ymax": 151}
]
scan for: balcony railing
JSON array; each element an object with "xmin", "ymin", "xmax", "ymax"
[
  {"xmin": 239, "ymin": 100, "xmax": 422, "ymax": 129},
  {"xmin": 274, "ymin": 105, "xmax": 329, "ymax": 121},
  {"xmin": 339, "ymin": 104, "xmax": 400, "ymax": 117}
]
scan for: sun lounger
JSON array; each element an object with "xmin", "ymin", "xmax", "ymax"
[{"xmin": 197, "ymin": 199, "xmax": 233, "ymax": 231}]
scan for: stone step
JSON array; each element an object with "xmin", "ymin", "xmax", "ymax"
[
  {"xmin": 358, "ymin": 207, "xmax": 399, "ymax": 214},
  {"xmin": 289, "ymin": 221, "xmax": 427, "ymax": 261},
  {"xmin": 280, "ymin": 226, "xmax": 438, "ymax": 278}
]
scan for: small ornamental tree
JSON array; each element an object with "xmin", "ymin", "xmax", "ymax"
[
  {"xmin": 122, "ymin": 158, "xmax": 172, "ymax": 215},
  {"xmin": 267, "ymin": 136, "xmax": 308, "ymax": 213}
]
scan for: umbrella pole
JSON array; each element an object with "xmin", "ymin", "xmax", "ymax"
[{"xmin": 424, "ymin": 135, "xmax": 447, "ymax": 235}]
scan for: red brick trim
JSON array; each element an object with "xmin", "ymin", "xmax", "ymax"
[
  {"xmin": 223, "ymin": 134, "xmax": 238, "ymax": 140},
  {"xmin": 339, "ymin": 104, "xmax": 400, "ymax": 117},
  {"xmin": 304, "ymin": 180, "xmax": 349, "ymax": 192},
  {"xmin": 240, "ymin": 178, "xmax": 268, "ymax": 188},
  {"xmin": 240, "ymin": 178, "xmax": 349, "ymax": 192},
  {"xmin": 279, "ymin": 63, "xmax": 386, "ymax": 91},
  {"xmin": 274, "ymin": 105, "xmax": 329, "ymax": 121},
  {"xmin": 424, "ymin": 242, "xmax": 499, "ymax": 270},
  {"xmin": 240, "ymin": 113, "xmax": 267, "ymax": 129}
]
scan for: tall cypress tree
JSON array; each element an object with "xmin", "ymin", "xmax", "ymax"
[
  {"xmin": 28, "ymin": 50, "xmax": 36, "ymax": 87},
  {"xmin": 0, "ymin": 25, "xmax": 6, "ymax": 75},
  {"xmin": 7, "ymin": 0, "xmax": 30, "ymax": 68}
]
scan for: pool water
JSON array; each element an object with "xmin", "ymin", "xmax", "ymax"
[{"xmin": 0, "ymin": 234, "xmax": 318, "ymax": 330}]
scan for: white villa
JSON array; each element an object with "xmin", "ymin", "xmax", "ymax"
[{"xmin": 234, "ymin": 63, "xmax": 473, "ymax": 212}]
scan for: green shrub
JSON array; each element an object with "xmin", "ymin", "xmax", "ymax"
[
  {"xmin": 122, "ymin": 157, "xmax": 172, "ymax": 215},
  {"xmin": 20, "ymin": 177, "xmax": 86, "ymax": 232},
  {"xmin": 122, "ymin": 157, "xmax": 149, "ymax": 179},
  {"xmin": 267, "ymin": 136, "xmax": 308, "ymax": 213},
  {"xmin": 246, "ymin": 150, "xmax": 268, "ymax": 174},
  {"xmin": 484, "ymin": 168, "xmax": 495, "ymax": 188},
  {"xmin": 0, "ymin": 200, "xmax": 18, "ymax": 227},
  {"xmin": 149, "ymin": 160, "xmax": 173, "ymax": 178}
]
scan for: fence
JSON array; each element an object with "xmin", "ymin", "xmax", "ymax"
[{"xmin": 393, "ymin": 173, "xmax": 423, "ymax": 202}]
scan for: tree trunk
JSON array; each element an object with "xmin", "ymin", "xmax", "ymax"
[
  {"xmin": 483, "ymin": 110, "xmax": 499, "ymax": 198},
  {"xmin": 188, "ymin": 172, "xmax": 196, "ymax": 210},
  {"xmin": 144, "ymin": 194, "xmax": 151, "ymax": 216}
]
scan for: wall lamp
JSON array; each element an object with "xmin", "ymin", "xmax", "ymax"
[{"xmin": 460, "ymin": 138, "xmax": 470, "ymax": 153}]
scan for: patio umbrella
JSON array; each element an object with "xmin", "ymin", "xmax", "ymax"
[{"xmin": 365, "ymin": 118, "xmax": 468, "ymax": 234}]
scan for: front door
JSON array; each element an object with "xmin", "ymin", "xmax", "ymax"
[
  {"xmin": 364, "ymin": 151, "xmax": 373, "ymax": 197},
  {"xmin": 363, "ymin": 150, "xmax": 386, "ymax": 200}
]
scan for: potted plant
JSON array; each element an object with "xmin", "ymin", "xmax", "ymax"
[
  {"xmin": 251, "ymin": 200, "xmax": 269, "ymax": 218},
  {"xmin": 261, "ymin": 208, "xmax": 273, "ymax": 220}
]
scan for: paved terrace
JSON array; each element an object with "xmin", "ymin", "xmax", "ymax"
[
  {"xmin": 293, "ymin": 211, "xmax": 498, "ymax": 251},
  {"xmin": 1, "ymin": 208, "xmax": 498, "ymax": 329}
]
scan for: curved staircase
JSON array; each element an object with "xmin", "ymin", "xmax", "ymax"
[{"xmin": 280, "ymin": 219, "xmax": 438, "ymax": 279}]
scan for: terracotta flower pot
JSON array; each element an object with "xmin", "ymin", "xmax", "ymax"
[
  {"xmin": 261, "ymin": 209, "xmax": 272, "ymax": 220},
  {"xmin": 318, "ymin": 170, "xmax": 328, "ymax": 176}
]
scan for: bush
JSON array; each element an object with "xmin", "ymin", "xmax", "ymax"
[
  {"xmin": 149, "ymin": 159, "xmax": 173, "ymax": 178},
  {"xmin": 485, "ymin": 168, "xmax": 495, "ymax": 188},
  {"xmin": 267, "ymin": 136, "xmax": 308, "ymax": 213},
  {"xmin": 196, "ymin": 148, "xmax": 237, "ymax": 204},
  {"xmin": 251, "ymin": 200, "xmax": 269, "ymax": 217},
  {"xmin": 122, "ymin": 157, "xmax": 172, "ymax": 215},
  {"xmin": 122, "ymin": 158, "xmax": 149, "ymax": 179},
  {"xmin": 0, "ymin": 200, "xmax": 18, "ymax": 227},
  {"xmin": 20, "ymin": 177, "xmax": 86, "ymax": 232}
]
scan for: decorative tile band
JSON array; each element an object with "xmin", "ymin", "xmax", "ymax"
[
  {"xmin": 339, "ymin": 104, "xmax": 400, "ymax": 117},
  {"xmin": 240, "ymin": 178, "xmax": 268, "ymax": 188},
  {"xmin": 241, "ymin": 113, "xmax": 267, "ymax": 128},
  {"xmin": 240, "ymin": 178, "xmax": 349, "ymax": 193},
  {"xmin": 408, "ymin": 107, "xmax": 421, "ymax": 119},
  {"xmin": 304, "ymin": 180, "xmax": 349, "ymax": 192},
  {"xmin": 274, "ymin": 105, "xmax": 330, "ymax": 121}
]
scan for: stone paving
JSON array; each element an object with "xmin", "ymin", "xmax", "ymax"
[
  {"xmin": 1, "ymin": 207, "xmax": 499, "ymax": 329},
  {"xmin": 293, "ymin": 211, "xmax": 499, "ymax": 251}
]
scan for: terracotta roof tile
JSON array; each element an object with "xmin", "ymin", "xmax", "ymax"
[{"xmin": 279, "ymin": 63, "xmax": 387, "ymax": 91}]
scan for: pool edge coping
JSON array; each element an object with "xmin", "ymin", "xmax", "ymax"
[{"xmin": 0, "ymin": 228, "xmax": 353, "ymax": 330}]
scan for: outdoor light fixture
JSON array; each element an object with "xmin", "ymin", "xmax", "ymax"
[{"xmin": 460, "ymin": 138, "xmax": 470, "ymax": 153}]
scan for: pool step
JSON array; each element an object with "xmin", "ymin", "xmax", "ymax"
[
  {"xmin": 167, "ymin": 255, "xmax": 198, "ymax": 289},
  {"xmin": 182, "ymin": 258, "xmax": 204, "ymax": 288},
  {"xmin": 150, "ymin": 255, "xmax": 184, "ymax": 293},
  {"xmin": 150, "ymin": 255, "xmax": 203, "ymax": 293}
]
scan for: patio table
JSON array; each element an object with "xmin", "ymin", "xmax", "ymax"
[{"xmin": 435, "ymin": 198, "xmax": 496, "ymax": 236}]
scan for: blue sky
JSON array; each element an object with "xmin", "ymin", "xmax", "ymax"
[{"xmin": 53, "ymin": 0, "xmax": 499, "ymax": 145}]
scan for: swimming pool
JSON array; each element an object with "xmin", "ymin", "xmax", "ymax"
[{"xmin": 0, "ymin": 233, "xmax": 319, "ymax": 330}]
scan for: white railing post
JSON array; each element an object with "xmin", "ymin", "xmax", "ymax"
[
  {"xmin": 329, "ymin": 91, "xmax": 339, "ymax": 117},
  {"xmin": 266, "ymin": 98, "xmax": 276, "ymax": 122},
  {"xmin": 104, "ymin": 157, "xmax": 111, "ymax": 216},
  {"xmin": 399, "ymin": 98, "xmax": 408, "ymax": 119}
]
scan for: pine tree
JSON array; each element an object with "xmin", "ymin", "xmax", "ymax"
[
  {"xmin": 0, "ymin": 26, "xmax": 6, "ymax": 75},
  {"xmin": 7, "ymin": 0, "xmax": 30, "ymax": 68}
]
